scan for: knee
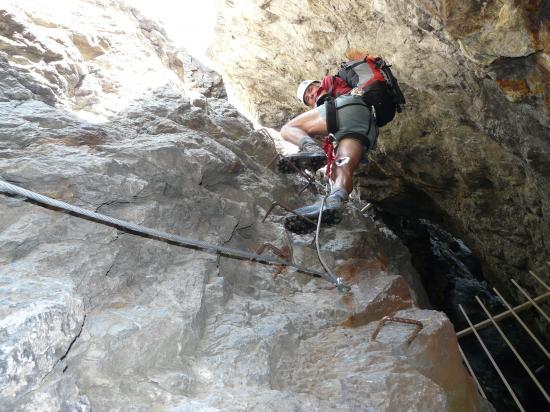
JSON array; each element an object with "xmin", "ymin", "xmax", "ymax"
[
  {"xmin": 337, "ymin": 138, "xmax": 365, "ymax": 158},
  {"xmin": 338, "ymin": 137, "xmax": 365, "ymax": 150},
  {"xmin": 279, "ymin": 123, "xmax": 288, "ymax": 140},
  {"xmin": 280, "ymin": 122, "xmax": 292, "ymax": 141}
]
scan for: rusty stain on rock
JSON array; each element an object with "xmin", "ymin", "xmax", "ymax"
[
  {"xmin": 227, "ymin": 160, "xmax": 242, "ymax": 173},
  {"xmin": 496, "ymin": 78, "xmax": 531, "ymax": 102}
]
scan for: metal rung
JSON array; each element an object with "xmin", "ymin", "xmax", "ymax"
[
  {"xmin": 360, "ymin": 203, "xmax": 373, "ymax": 213},
  {"xmin": 456, "ymin": 291, "xmax": 550, "ymax": 338},
  {"xmin": 529, "ymin": 270, "xmax": 550, "ymax": 291},
  {"xmin": 261, "ymin": 201, "xmax": 317, "ymax": 226},
  {"xmin": 474, "ymin": 296, "xmax": 550, "ymax": 403},
  {"xmin": 458, "ymin": 304, "xmax": 525, "ymax": 412},
  {"xmin": 255, "ymin": 242, "xmax": 293, "ymax": 279},
  {"xmin": 371, "ymin": 316, "xmax": 423, "ymax": 345},
  {"xmin": 458, "ymin": 343, "xmax": 487, "ymax": 399},
  {"xmin": 511, "ymin": 279, "xmax": 550, "ymax": 323},
  {"xmin": 492, "ymin": 288, "xmax": 549, "ymax": 359}
]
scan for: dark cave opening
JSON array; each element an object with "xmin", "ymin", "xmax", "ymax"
[{"xmin": 376, "ymin": 211, "xmax": 550, "ymax": 411}]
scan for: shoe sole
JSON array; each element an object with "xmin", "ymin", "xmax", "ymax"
[
  {"xmin": 277, "ymin": 154, "xmax": 326, "ymax": 174},
  {"xmin": 284, "ymin": 208, "xmax": 343, "ymax": 234}
]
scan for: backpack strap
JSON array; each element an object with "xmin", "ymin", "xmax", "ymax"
[
  {"xmin": 378, "ymin": 61, "xmax": 406, "ymax": 112},
  {"xmin": 339, "ymin": 59, "xmax": 365, "ymax": 72},
  {"xmin": 327, "ymin": 76, "xmax": 337, "ymax": 98},
  {"xmin": 325, "ymin": 96, "xmax": 338, "ymax": 135},
  {"xmin": 325, "ymin": 94, "xmax": 371, "ymax": 135}
]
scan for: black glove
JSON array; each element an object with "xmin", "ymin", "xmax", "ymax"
[{"xmin": 316, "ymin": 94, "xmax": 330, "ymax": 107}]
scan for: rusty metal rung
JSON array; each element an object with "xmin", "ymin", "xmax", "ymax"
[
  {"xmin": 371, "ymin": 316, "xmax": 424, "ymax": 345},
  {"xmin": 255, "ymin": 242, "xmax": 293, "ymax": 279},
  {"xmin": 255, "ymin": 242, "xmax": 292, "ymax": 261},
  {"xmin": 257, "ymin": 128, "xmax": 272, "ymax": 141},
  {"xmin": 266, "ymin": 153, "xmax": 281, "ymax": 169},
  {"xmin": 261, "ymin": 201, "xmax": 317, "ymax": 226}
]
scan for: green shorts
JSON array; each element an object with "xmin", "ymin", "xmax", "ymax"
[{"xmin": 317, "ymin": 94, "xmax": 378, "ymax": 150}]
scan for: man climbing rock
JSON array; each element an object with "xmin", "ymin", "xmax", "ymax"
[{"xmin": 278, "ymin": 55, "xmax": 404, "ymax": 234}]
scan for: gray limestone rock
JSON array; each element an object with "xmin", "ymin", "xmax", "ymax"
[
  {"xmin": 0, "ymin": 1, "xmax": 490, "ymax": 411},
  {"xmin": 0, "ymin": 271, "xmax": 86, "ymax": 409}
]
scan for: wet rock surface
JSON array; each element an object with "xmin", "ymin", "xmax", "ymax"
[
  {"xmin": 1, "ymin": 1, "xmax": 488, "ymax": 411},
  {"xmin": 210, "ymin": 0, "xmax": 549, "ymax": 309}
]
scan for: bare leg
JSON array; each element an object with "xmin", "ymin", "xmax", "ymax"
[
  {"xmin": 280, "ymin": 108, "xmax": 327, "ymax": 146},
  {"xmin": 332, "ymin": 137, "xmax": 364, "ymax": 193},
  {"xmin": 282, "ymin": 137, "xmax": 365, "ymax": 234},
  {"xmin": 278, "ymin": 108, "xmax": 328, "ymax": 174}
]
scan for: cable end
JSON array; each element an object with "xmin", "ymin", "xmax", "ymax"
[{"xmin": 336, "ymin": 277, "xmax": 351, "ymax": 293}]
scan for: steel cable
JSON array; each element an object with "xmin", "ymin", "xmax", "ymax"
[
  {"xmin": 315, "ymin": 195, "xmax": 350, "ymax": 292},
  {"xmin": 0, "ymin": 179, "xmax": 347, "ymax": 288}
]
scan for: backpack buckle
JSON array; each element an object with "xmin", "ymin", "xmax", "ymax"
[{"xmin": 350, "ymin": 87, "xmax": 364, "ymax": 97}]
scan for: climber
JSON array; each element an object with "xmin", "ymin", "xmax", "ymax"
[
  {"xmin": 278, "ymin": 55, "xmax": 405, "ymax": 234},
  {"xmin": 278, "ymin": 79, "xmax": 377, "ymax": 233}
]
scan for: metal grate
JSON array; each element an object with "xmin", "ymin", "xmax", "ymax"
[{"xmin": 456, "ymin": 265, "xmax": 550, "ymax": 410}]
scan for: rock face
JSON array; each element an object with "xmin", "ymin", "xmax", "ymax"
[
  {"xmin": 0, "ymin": 0, "xmax": 185, "ymax": 121},
  {"xmin": 210, "ymin": 0, "xmax": 549, "ymax": 302},
  {"xmin": 1, "ymin": 1, "xmax": 488, "ymax": 411}
]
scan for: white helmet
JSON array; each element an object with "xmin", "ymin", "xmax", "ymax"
[{"xmin": 296, "ymin": 80, "xmax": 320, "ymax": 105}]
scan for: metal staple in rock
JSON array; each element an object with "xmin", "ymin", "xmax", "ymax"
[
  {"xmin": 371, "ymin": 315, "xmax": 424, "ymax": 345},
  {"xmin": 0, "ymin": 179, "xmax": 348, "ymax": 289}
]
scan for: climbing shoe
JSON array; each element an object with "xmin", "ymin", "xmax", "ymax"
[
  {"xmin": 277, "ymin": 141, "xmax": 326, "ymax": 174},
  {"xmin": 284, "ymin": 194, "xmax": 345, "ymax": 234}
]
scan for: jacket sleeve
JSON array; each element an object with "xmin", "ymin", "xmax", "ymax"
[
  {"xmin": 317, "ymin": 75, "xmax": 352, "ymax": 100},
  {"xmin": 318, "ymin": 76, "xmax": 334, "ymax": 96}
]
